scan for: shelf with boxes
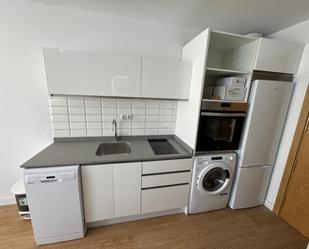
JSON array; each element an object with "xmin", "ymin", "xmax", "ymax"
[{"xmin": 202, "ymin": 30, "xmax": 258, "ymax": 103}]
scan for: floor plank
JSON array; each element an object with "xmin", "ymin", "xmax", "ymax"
[{"xmin": 0, "ymin": 205, "xmax": 307, "ymax": 249}]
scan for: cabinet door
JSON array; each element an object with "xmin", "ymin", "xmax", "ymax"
[
  {"xmin": 81, "ymin": 165, "xmax": 114, "ymax": 222},
  {"xmin": 141, "ymin": 57, "xmax": 192, "ymax": 99},
  {"xmin": 44, "ymin": 48, "xmax": 141, "ymax": 97},
  {"xmin": 113, "ymin": 162, "xmax": 141, "ymax": 217},
  {"xmin": 254, "ymin": 38, "xmax": 304, "ymax": 74}
]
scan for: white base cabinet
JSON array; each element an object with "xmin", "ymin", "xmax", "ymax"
[
  {"xmin": 81, "ymin": 164, "xmax": 114, "ymax": 222},
  {"xmin": 113, "ymin": 162, "xmax": 141, "ymax": 217},
  {"xmin": 81, "ymin": 162, "xmax": 141, "ymax": 223}
]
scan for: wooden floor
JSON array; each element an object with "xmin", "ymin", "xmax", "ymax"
[{"xmin": 0, "ymin": 205, "xmax": 307, "ymax": 249}]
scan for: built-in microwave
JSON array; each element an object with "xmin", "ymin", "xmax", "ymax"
[{"xmin": 196, "ymin": 101, "xmax": 248, "ymax": 152}]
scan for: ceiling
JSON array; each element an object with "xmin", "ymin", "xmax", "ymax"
[{"xmin": 29, "ymin": 0, "xmax": 309, "ymax": 35}]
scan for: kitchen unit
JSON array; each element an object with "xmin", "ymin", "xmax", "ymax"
[
  {"xmin": 22, "ymin": 136, "xmax": 193, "ymax": 244},
  {"xmin": 44, "ymin": 48, "xmax": 192, "ymax": 100},
  {"xmin": 22, "ymin": 27, "xmax": 305, "ymax": 246}
]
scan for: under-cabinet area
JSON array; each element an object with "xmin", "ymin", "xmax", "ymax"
[{"xmin": 81, "ymin": 158, "xmax": 193, "ymax": 223}]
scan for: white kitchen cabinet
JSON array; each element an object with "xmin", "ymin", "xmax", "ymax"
[
  {"xmin": 141, "ymin": 185, "xmax": 189, "ymax": 214},
  {"xmin": 141, "ymin": 158, "xmax": 192, "ymax": 214},
  {"xmin": 113, "ymin": 162, "xmax": 141, "ymax": 217},
  {"xmin": 81, "ymin": 164, "xmax": 114, "ymax": 223},
  {"xmin": 44, "ymin": 48, "xmax": 141, "ymax": 97},
  {"xmin": 254, "ymin": 38, "xmax": 304, "ymax": 74},
  {"xmin": 141, "ymin": 57, "xmax": 192, "ymax": 100}
]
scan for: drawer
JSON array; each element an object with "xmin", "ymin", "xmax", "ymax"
[
  {"xmin": 141, "ymin": 184, "xmax": 189, "ymax": 214},
  {"xmin": 142, "ymin": 172, "xmax": 191, "ymax": 188},
  {"xmin": 142, "ymin": 158, "xmax": 193, "ymax": 174}
]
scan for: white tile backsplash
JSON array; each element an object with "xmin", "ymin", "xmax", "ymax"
[{"xmin": 49, "ymin": 96, "xmax": 178, "ymax": 137}]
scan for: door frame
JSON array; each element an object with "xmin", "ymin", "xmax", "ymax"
[{"xmin": 274, "ymin": 83, "xmax": 309, "ymax": 214}]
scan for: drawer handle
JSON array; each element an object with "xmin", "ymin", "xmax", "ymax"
[
  {"xmin": 142, "ymin": 170, "xmax": 190, "ymax": 176},
  {"xmin": 142, "ymin": 183, "xmax": 189, "ymax": 190}
]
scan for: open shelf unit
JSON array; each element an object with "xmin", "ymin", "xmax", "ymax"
[{"xmin": 202, "ymin": 30, "xmax": 259, "ymax": 103}]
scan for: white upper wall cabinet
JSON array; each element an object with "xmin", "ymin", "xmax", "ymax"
[
  {"xmin": 43, "ymin": 48, "xmax": 142, "ymax": 97},
  {"xmin": 254, "ymin": 38, "xmax": 304, "ymax": 74},
  {"xmin": 141, "ymin": 57, "xmax": 192, "ymax": 100}
]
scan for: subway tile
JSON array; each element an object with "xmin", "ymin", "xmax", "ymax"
[
  {"xmin": 68, "ymin": 98, "xmax": 84, "ymax": 107},
  {"xmin": 117, "ymin": 99, "xmax": 131, "ymax": 108},
  {"xmin": 146, "ymin": 108, "xmax": 159, "ymax": 115},
  {"xmin": 102, "ymin": 98, "xmax": 117, "ymax": 108},
  {"xmin": 159, "ymin": 101, "xmax": 173, "ymax": 109},
  {"xmin": 85, "ymin": 98, "xmax": 101, "ymax": 107},
  {"xmin": 159, "ymin": 129, "xmax": 173, "ymax": 135},
  {"xmin": 102, "ymin": 107, "xmax": 116, "ymax": 115},
  {"xmin": 118, "ymin": 108, "xmax": 132, "ymax": 114},
  {"xmin": 172, "ymin": 108, "xmax": 178, "ymax": 116},
  {"xmin": 87, "ymin": 122, "xmax": 102, "ymax": 129},
  {"xmin": 86, "ymin": 107, "xmax": 101, "ymax": 115},
  {"xmin": 159, "ymin": 108, "xmax": 173, "ymax": 116},
  {"xmin": 159, "ymin": 122, "xmax": 172, "ymax": 129},
  {"xmin": 54, "ymin": 130, "xmax": 70, "ymax": 137},
  {"xmin": 146, "ymin": 122, "xmax": 158, "ymax": 128},
  {"xmin": 51, "ymin": 106, "xmax": 67, "ymax": 115},
  {"xmin": 146, "ymin": 100, "xmax": 159, "ymax": 109},
  {"xmin": 69, "ymin": 115, "xmax": 85, "ymax": 122},
  {"xmin": 69, "ymin": 106, "xmax": 85, "ymax": 115},
  {"xmin": 133, "ymin": 115, "xmax": 145, "ymax": 122},
  {"xmin": 146, "ymin": 129, "xmax": 159, "ymax": 135},
  {"xmin": 86, "ymin": 115, "xmax": 101, "ymax": 122},
  {"xmin": 132, "ymin": 122, "xmax": 145, "ymax": 129},
  {"xmin": 118, "ymin": 121, "xmax": 131, "ymax": 129},
  {"xmin": 146, "ymin": 115, "xmax": 159, "ymax": 122},
  {"xmin": 70, "ymin": 122, "xmax": 86, "ymax": 130},
  {"xmin": 118, "ymin": 129, "xmax": 131, "ymax": 136},
  {"xmin": 70, "ymin": 130, "xmax": 86, "ymax": 137},
  {"xmin": 132, "ymin": 129, "xmax": 145, "ymax": 136},
  {"xmin": 52, "ymin": 114, "xmax": 68, "ymax": 122},
  {"xmin": 172, "ymin": 115, "xmax": 177, "ymax": 122},
  {"xmin": 132, "ymin": 100, "xmax": 146, "ymax": 109},
  {"xmin": 53, "ymin": 122, "xmax": 69, "ymax": 130},
  {"xmin": 132, "ymin": 108, "xmax": 145, "ymax": 115},
  {"xmin": 103, "ymin": 129, "xmax": 114, "ymax": 136},
  {"xmin": 172, "ymin": 102, "xmax": 177, "ymax": 109},
  {"xmin": 87, "ymin": 129, "xmax": 102, "ymax": 136},
  {"xmin": 102, "ymin": 115, "xmax": 117, "ymax": 122},
  {"xmin": 159, "ymin": 115, "xmax": 172, "ymax": 122},
  {"xmin": 49, "ymin": 97, "xmax": 67, "ymax": 107},
  {"xmin": 103, "ymin": 122, "xmax": 113, "ymax": 130}
]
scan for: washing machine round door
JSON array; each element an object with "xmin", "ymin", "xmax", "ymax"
[{"xmin": 197, "ymin": 162, "xmax": 231, "ymax": 195}]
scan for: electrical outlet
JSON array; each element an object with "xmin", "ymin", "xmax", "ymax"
[
  {"xmin": 128, "ymin": 114, "xmax": 134, "ymax": 120},
  {"xmin": 120, "ymin": 114, "xmax": 128, "ymax": 121}
]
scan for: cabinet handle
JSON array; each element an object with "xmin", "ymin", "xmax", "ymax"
[{"xmin": 304, "ymin": 116, "xmax": 309, "ymax": 132}]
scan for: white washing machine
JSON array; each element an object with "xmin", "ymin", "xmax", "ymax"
[{"xmin": 188, "ymin": 153, "xmax": 236, "ymax": 214}]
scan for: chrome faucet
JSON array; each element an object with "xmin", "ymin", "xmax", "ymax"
[{"xmin": 112, "ymin": 119, "xmax": 118, "ymax": 142}]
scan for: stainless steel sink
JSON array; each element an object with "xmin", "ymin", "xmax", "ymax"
[{"xmin": 95, "ymin": 142, "xmax": 131, "ymax": 156}]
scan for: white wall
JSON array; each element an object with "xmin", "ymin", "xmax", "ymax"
[
  {"xmin": 264, "ymin": 19, "xmax": 309, "ymax": 210},
  {"xmin": 0, "ymin": 0, "xmax": 200, "ymax": 204}
]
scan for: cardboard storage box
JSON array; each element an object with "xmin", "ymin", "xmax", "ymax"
[
  {"xmin": 216, "ymin": 77, "xmax": 247, "ymax": 87},
  {"xmin": 213, "ymin": 86, "xmax": 247, "ymax": 101}
]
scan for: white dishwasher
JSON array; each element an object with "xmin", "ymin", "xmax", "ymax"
[{"xmin": 24, "ymin": 165, "xmax": 86, "ymax": 245}]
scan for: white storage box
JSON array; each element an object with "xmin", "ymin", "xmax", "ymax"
[
  {"xmin": 216, "ymin": 77, "xmax": 247, "ymax": 87},
  {"xmin": 213, "ymin": 86, "xmax": 247, "ymax": 101}
]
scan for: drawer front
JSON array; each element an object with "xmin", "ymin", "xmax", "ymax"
[
  {"xmin": 142, "ymin": 172, "xmax": 191, "ymax": 188},
  {"xmin": 142, "ymin": 158, "xmax": 193, "ymax": 174},
  {"xmin": 141, "ymin": 184, "xmax": 189, "ymax": 214}
]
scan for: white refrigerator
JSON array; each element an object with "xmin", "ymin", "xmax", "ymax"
[{"xmin": 229, "ymin": 79, "xmax": 294, "ymax": 209}]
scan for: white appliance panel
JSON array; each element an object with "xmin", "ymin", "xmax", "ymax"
[
  {"xmin": 239, "ymin": 80, "xmax": 293, "ymax": 167},
  {"xmin": 24, "ymin": 166, "xmax": 85, "ymax": 245},
  {"xmin": 229, "ymin": 165, "xmax": 272, "ymax": 209}
]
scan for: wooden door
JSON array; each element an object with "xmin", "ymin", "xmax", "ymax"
[{"xmin": 279, "ymin": 113, "xmax": 309, "ymax": 238}]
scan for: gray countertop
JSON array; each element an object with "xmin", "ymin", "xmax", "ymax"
[{"xmin": 21, "ymin": 135, "xmax": 193, "ymax": 168}]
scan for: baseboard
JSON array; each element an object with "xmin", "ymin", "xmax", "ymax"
[
  {"xmin": 0, "ymin": 197, "xmax": 16, "ymax": 206},
  {"xmin": 264, "ymin": 199, "xmax": 274, "ymax": 211},
  {"xmin": 87, "ymin": 208, "xmax": 185, "ymax": 228}
]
